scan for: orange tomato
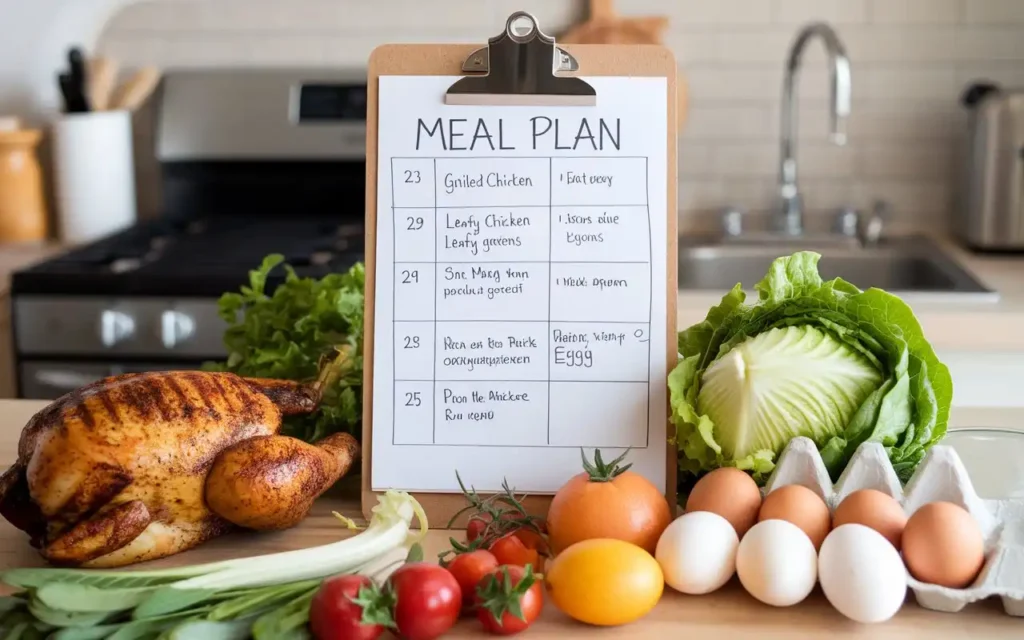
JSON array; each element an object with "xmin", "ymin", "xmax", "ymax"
[{"xmin": 546, "ymin": 449, "xmax": 672, "ymax": 555}]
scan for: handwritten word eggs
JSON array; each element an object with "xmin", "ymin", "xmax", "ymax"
[
  {"xmin": 685, "ymin": 468, "xmax": 762, "ymax": 537},
  {"xmin": 736, "ymin": 519, "xmax": 817, "ymax": 607},
  {"xmin": 655, "ymin": 511, "xmax": 738, "ymax": 595},
  {"xmin": 902, "ymin": 502, "xmax": 985, "ymax": 589},
  {"xmin": 819, "ymin": 524, "xmax": 908, "ymax": 623},
  {"xmin": 833, "ymin": 489, "xmax": 907, "ymax": 550},
  {"xmin": 758, "ymin": 484, "xmax": 831, "ymax": 550}
]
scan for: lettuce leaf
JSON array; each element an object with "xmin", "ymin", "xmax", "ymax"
[
  {"xmin": 203, "ymin": 254, "xmax": 365, "ymax": 443},
  {"xmin": 671, "ymin": 251, "xmax": 952, "ymax": 492}
]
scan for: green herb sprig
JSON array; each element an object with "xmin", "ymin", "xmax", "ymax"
[{"xmin": 203, "ymin": 254, "xmax": 365, "ymax": 443}]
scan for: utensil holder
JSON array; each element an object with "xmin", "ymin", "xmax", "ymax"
[{"xmin": 52, "ymin": 110, "xmax": 136, "ymax": 244}]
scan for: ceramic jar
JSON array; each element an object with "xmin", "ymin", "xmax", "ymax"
[{"xmin": 0, "ymin": 129, "xmax": 48, "ymax": 242}]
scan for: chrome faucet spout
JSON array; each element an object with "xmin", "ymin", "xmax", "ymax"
[{"xmin": 778, "ymin": 22, "xmax": 851, "ymax": 236}]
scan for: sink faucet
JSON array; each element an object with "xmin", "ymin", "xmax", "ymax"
[{"xmin": 777, "ymin": 22, "xmax": 852, "ymax": 236}]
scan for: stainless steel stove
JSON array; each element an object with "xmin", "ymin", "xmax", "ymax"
[{"xmin": 11, "ymin": 69, "xmax": 368, "ymax": 399}]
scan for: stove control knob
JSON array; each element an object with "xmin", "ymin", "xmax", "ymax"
[
  {"xmin": 100, "ymin": 310, "xmax": 135, "ymax": 348},
  {"xmin": 161, "ymin": 310, "xmax": 196, "ymax": 349}
]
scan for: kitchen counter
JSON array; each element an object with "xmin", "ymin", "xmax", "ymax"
[
  {"xmin": 677, "ymin": 238, "xmax": 1024, "ymax": 352},
  {"xmin": 0, "ymin": 241, "xmax": 65, "ymax": 293},
  {"xmin": 0, "ymin": 400, "xmax": 1022, "ymax": 638}
]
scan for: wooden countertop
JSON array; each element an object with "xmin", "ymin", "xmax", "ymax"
[
  {"xmin": 0, "ymin": 401, "xmax": 1022, "ymax": 638},
  {"xmin": 0, "ymin": 241, "xmax": 64, "ymax": 294}
]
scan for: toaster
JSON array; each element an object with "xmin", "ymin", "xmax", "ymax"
[{"xmin": 957, "ymin": 82, "xmax": 1024, "ymax": 251}]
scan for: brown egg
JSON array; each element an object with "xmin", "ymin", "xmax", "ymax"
[
  {"xmin": 685, "ymin": 467, "xmax": 762, "ymax": 537},
  {"xmin": 833, "ymin": 489, "xmax": 908, "ymax": 550},
  {"xmin": 902, "ymin": 502, "xmax": 985, "ymax": 589},
  {"xmin": 758, "ymin": 484, "xmax": 831, "ymax": 550}
]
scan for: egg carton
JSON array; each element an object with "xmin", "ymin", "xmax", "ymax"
[{"xmin": 763, "ymin": 436, "xmax": 1024, "ymax": 617}]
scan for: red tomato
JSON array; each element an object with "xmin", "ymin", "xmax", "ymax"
[
  {"xmin": 446, "ymin": 549, "xmax": 500, "ymax": 610},
  {"xmin": 386, "ymin": 562, "xmax": 462, "ymax": 640},
  {"xmin": 309, "ymin": 575, "xmax": 386, "ymax": 640},
  {"xmin": 489, "ymin": 534, "xmax": 543, "ymax": 572},
  {"xmin": 475, "ymin": 565, "xmax": 543, "ymax": 635},
  {"xmin": 466, "ymin": 516, "xmax": 490, "ymax": 542},
  {"xmin": 512, "ymin": 528, "xmax": 549, "ymax": 555}
]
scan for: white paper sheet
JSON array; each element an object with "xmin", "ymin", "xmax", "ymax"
[{"xmin": 371, "ymin": 75, "xmax": 669, "ymax": 494}]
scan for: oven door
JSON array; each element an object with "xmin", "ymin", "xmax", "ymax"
[{"xmin": 19, "ymin": 361, "xmax": 201, "ymax": 400}]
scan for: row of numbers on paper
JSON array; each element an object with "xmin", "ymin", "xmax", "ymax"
[
  {"xmin": 395, "ymin": 321, "xmax": 651, "ymax": 382},
  {"xmin": 393, "ymin": 380, "xmax": 650, "ymax": 449},
  {"xmin": 393, "ymin": 156, "xmax": 649, "ymax": 208},
  {"xmin": 397, "ymin": 208, "xmax": 650, "ymax": 262},
  {"xmin": 393, "ymin": 263, "xmax": 652, "ymax": 323}
]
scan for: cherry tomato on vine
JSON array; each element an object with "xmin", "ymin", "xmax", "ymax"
[
  {"xmin": 386, "ymin": 563, "xmax": 462, "ymax": 640},
  {"xmin": 512, "ymin": 527, "xmax": 549, "ymax": 555},
  {"xmin": 489, "ymin": 534, "xmax": 543, "ymax": 572},
  {"xmin": 446, "ymin": 549, "xmax": 500, "ymax": 610},
  {"xmin": 466, "ymin": 516, "xmax": 490, "ymax": 542},
  {"xmin": 475, "ymin": 565, "xmax": 543, "ymax": 635},
  {"xmin": 309, "ymin": 575, "xmax": 387, "ymax": 640}
]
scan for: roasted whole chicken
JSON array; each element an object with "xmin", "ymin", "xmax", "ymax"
[{"xmin": 0, "ymin": 370, "xmax": 359, "ymax": 568}]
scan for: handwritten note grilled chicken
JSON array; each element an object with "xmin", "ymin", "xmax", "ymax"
[{"xmin": 0, "ymin": 369, "xmax": 359, "ymax": 568}]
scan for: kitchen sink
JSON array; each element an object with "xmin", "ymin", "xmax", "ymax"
[{"xmin": 678, "ymin": 235, "xmax": 998, "ymax": 300}]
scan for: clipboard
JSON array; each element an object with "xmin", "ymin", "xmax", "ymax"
[{"xmin": 361, "ymin": 11, "xmax": 678, "ymax": 526}]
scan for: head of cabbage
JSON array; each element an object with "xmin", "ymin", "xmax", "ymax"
[{"xmin": 669, "ymin": 251, "xmax": 952, "ymax": 491}]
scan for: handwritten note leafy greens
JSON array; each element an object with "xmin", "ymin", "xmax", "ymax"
[{"xmin": 669, "ymin": 251, "xmax": 952, "ymax": 491}]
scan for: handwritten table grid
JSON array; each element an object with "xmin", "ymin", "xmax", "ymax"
[
  {"xmin": 389, "ymin": 154, "xmax": 653, "ymax": 451},
  {"xmin": 370, "ymin": 74, "xmax": 669, "ymax": 494}
]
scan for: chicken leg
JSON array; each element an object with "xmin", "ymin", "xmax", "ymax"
[
  {"xmin": 205, "ymin": 432, "xmax": 360, "ymax": 530},
  {"xmin": 42, "ymin": 500, "xmax": 151, "ymax": 566}
]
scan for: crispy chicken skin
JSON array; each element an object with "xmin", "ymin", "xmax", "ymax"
[{"xmin": 0, "ymin": 370, "xmax": 359, "ymax": 568}]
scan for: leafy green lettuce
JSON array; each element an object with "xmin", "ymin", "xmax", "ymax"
[
  {"xmin": 203, "ymin": 254, "xmax": 365, "ymax": 443},
  {"xmin": 669, "ymin": 251, "xmax": 952, "ymax": 489}
]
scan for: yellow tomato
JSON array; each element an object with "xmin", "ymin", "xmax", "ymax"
[{"xmin": 545, "ymin": 538, "xmax": 664, "ymax": 626}]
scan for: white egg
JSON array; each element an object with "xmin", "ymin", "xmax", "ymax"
[
  {"xmin": 818, "ymin": 524, "xmax": 908, "ymax": 623},
  {"xmin": 655, "ymin": 511, "xmax": 739, "ymax": 594},
  {"xmin": 736, "ymin": 519, "xmax": 817, "ymax": 607}
]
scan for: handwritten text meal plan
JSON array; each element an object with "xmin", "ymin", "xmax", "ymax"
[{"xmin": 372, "ymin": 75, "xmax": 669, "ymax": 494}]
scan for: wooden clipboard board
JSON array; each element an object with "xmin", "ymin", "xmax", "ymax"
[{"xmin": 361, "ymin": 12, "xmax": 678, "ymax": 526}]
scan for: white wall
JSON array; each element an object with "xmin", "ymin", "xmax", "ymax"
[{"xmin": 0, "ymin": 0, "xmax": 135, "ymax": 124}]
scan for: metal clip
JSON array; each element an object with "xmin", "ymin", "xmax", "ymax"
[{"xmin": 446, "ymin": 11, "xmax": 596, "ymax": 106}]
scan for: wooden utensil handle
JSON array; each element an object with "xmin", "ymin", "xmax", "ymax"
[
  {"xmin": 111, "ymin": 66, "xmax": 161, "ymax": 111},
  {"xmin": 88, "ymin": 57, "xmax": 118, "ymax": 111}
]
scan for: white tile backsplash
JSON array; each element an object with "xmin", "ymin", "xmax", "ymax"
[
  {"xmin": 858, "ymin": 143, "xmax": 955, "ymax": 180},
  {"xmin": 684, "ymin": 105, "xmax": 773, "ymax": 140},
  {"xmin": 98, "ymin": 0, "xmax": 1024, "ymax": 233},
  {"xmin": 711, "ymin": 143, "xmax": 779, "ymax": 177},
  {"xmin": 957, "ymin": 27, "xmax": 1024, "ymax": 61},
  {"xmin": 774, "ymin": 0, "xmax": 869, "ymax": 25},
  {"xmin": 955, "ymin": 63, "xmax": 1024, "ymax": 88},
  {"xmin": 860, "ymin": 66, "xmax": 958, "ymax": 101},
  {"xmin": 964, "ymin": 0, "xmax": 1024, "ymax": 25},
  {"xmin": 868, "ymin": 0, "xmax": 962, "ymax": 25}
]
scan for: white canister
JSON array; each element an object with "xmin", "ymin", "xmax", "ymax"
[{"xmin": 52, "ymin": 110, "xmax": 137, "ymax": 245}]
